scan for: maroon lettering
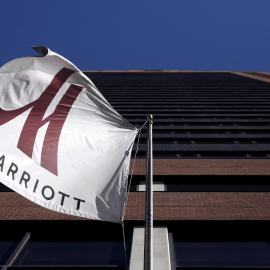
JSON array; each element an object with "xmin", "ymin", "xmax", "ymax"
[
  {"xmin": 0, "ymin": 155, "xmax": 5, "ymax": 172},
  {"xmin": 0, "ymin": 68, "xmax": 84, "ymax": 175}
]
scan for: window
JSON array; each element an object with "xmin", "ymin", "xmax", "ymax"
[
  {"xmin": 0, "ymin": 221, "xmax": 130, "ymax": 269},
  {"xmin": 0, "ymin": 241, "xmax": 18, "ymax": 265},
  {"xmin": 13, "ymin": 241, "xmax": 125, "ymax": 267},
  {"xmin": 168, "ymin": 221, "xmax": 270, "ymax": 269},
  {"xmin": 174, "ymin": 242, "xmax": 270, "ymax": 268}
]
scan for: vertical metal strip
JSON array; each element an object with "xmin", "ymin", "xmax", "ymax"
[{"xmin": 1, "ymin": 232, "xmax": 31, "ymax": 270}]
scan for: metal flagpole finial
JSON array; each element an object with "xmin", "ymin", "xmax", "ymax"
[{"xmin": 146, "ymin": 114, "xmax": 153, "ymax": 123}]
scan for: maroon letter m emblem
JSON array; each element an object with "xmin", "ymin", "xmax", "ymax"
[{"xmin": 0, "ymin": 68, "xmax": 84, "ymax": 176}]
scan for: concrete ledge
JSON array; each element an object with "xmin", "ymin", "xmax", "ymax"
[
  {"xmin": 137, "ymin": 181, "xmax": 166, "ymax": 191},
  {"xmin": 129, "ymin": 227, "xmax": 171, "ymax": 270},
  {"xmin": 234, "ymin": 71, "xmax": 270, "ymax": 83}
]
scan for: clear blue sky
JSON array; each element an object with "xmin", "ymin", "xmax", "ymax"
[{"xmin": 1, "ymin": 0, "xmax": 270, "ymax": 72}]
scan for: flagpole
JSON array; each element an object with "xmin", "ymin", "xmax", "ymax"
[{"xmin": 144, "ymin": 114, "xmax": 153, "ymax": 270}]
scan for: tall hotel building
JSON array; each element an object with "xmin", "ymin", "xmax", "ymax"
[{"xmin": 1, "ymin": 70, "xmax": 270, "ymax": 269}]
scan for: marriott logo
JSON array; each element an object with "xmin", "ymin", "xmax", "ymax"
[{"xmin": 0, "ymin": 68, "xmax": 84, "ymax": 176}]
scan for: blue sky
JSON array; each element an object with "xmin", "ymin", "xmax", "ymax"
[{"xmin": 1, "ymin": 0, "xmax": 270, "ymax": 72}]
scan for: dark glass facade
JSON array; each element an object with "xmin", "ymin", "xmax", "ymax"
[
  {"xmin": 1, "ymin": 71, "xmax": 270, "ymax": 269},
  {"xmin": 87, "ymin": 71, "xmax": 270, "ymax": 159}
]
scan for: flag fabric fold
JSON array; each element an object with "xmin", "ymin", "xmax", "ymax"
[{"xmin": 0, "ymin": 46, "xmax": 138, "ymax": 223}]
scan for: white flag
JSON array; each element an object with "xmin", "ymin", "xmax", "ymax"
[{"xmin": 0, "ymin": 46, "xmax": 138, "ymax": 223}]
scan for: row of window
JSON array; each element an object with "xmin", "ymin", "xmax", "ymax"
[
  {"xmin": 2, "ymin": 183, "xmax": 270, "ymax": 193},
  {"xmin": 132, "ymin": 152, "xmax": 270, "ymax": 159},
  {"xmin": 0, "ymin": 221, "xmax": 129, "ymax": 269},
  {"xmin": 0, "ymin": 238, "xmax": 125, "ymax": 268},
  {"xmin": 1, "ymin": 221, "xmax": 270, "ymax": 269},
  {"xmin": 2, "ymin": 239, "xmax": 270, "ymax": 268}
]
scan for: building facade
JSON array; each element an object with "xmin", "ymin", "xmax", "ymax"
[{"xmin": 1, "ymin": 71, "xmax": 270, "ymax": 269}]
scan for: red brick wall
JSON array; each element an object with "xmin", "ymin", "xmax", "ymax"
[{"xmin": 130, "ymin": 159, "xmax": 270, "ymax": 175}]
